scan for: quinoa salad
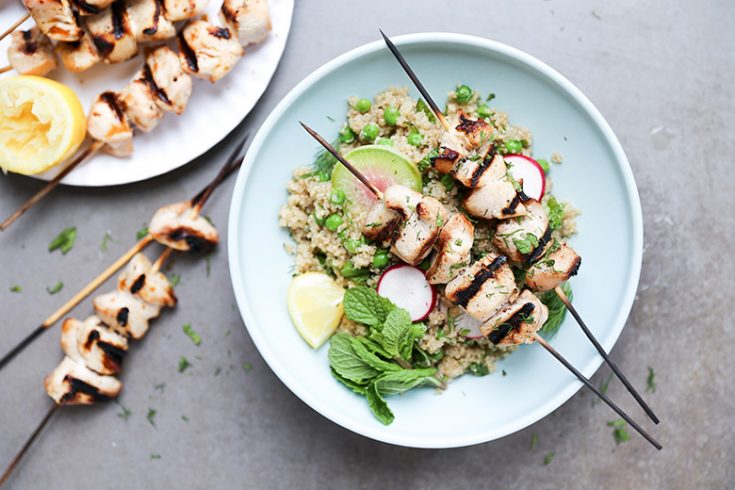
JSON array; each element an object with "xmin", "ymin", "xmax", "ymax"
[{"xmin": 280, "ymin": 86, "xmax": 579, "ymax": 424}]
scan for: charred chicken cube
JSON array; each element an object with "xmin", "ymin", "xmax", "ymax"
[
  {"xmin": 126, "ymin": 0, "xmax": 176, "ymax": 42},
  {"xmin": 87, "ymin": 91, "xmax": 134, "ymax": 156},
  {"xmin": 56, "ymin": 31, "xmax": 102, "ymax": 72},
  {"xmin": 60, "ymin": 316, "xmax": 128, "ymax": 375},
  {"xmin": 426, "ymin": 213, "xmax": 474, "ymax": 284},
  {"xmin": 453, "ymin": 110, "xmax": 494, "ymax": 150},
  {"xmin": 445, "ymin": 253, "xmax": 519, "ymax": 322},
  {"xmin": 453, "ymin": 150, "xmax": 505, "ymax": 189},
  {"xmin": 86, "ymin": 0, "xmax": 139, "ymax": 64},
  {"xmin": 383, "ymin": 184, "xmax": 422, "ymax": 219},
  {"xmin": 525, "ymin": 243, "xmax": 581, "ymax": 292},
  {"xmin": 481, "ymin": 290, "xmax": 548, "ymax": 345},
  {"xmin": 145, "ymin": 46, "xmax": 192, "ymax": 115},
  {"xmin": 177, "ymin": 20, "xmax": 244, "ymax": 83},
  {"xmin": 45, "ymin": 357, "xmax": 122, "ymax": 405},
  {"xmin": 362, "ymin": 202, "xmax": 401, "ymax": 243},
  {"xmin": 22, "ymin": 0, "xmax": 82, "ymax": 42},
  {"xmin": 161, "ymin": 0, "xmax": 208, "ymax": 22},
  {"xmin": 118, "ymin": 253, "xmax": 177, "ymax": 307},
  {"xmin": 219, "ymin": 0, "xmax": 272, "ymax": 46},
  {"xmin": 119, "ymin": 69, "xmax": 164, "ymax": 132},
  {"xmin": 7, "ymin": 28, "xmax": 57, "ymax": 76},
  {"xmin": 430, "ymin": 146, "xmax": 461, "ymax": 174},
  {"xmin": 148, "ymin": 201, "xmax": 219, "ymax": 253},
  {"xmin": 93, "ymin": 290, "xmax": 161, "ymax": 339},
  {"xmin": 463, "ymin": 180, "xmax": 527, "ymax": 220},
  {"xmin": 493, "ymin": 199, "xmax": 550, "ymax": 264},
  {"xmin": 391, "ymin": 196, "xmax": 448, "ymax": 266}
]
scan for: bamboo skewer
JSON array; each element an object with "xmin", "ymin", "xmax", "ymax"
[
  {"xmin": 0, "ymin": 13, "xmax": 30, "ymax": 43},
  {"xmin": 0, "ymin": 141, "xmax": 104, "ymax": 232},
  {"xmin": 0, "ymin": 404, "xmax": 58, "ymax": 487},
  {"xmin": 378, "ymin": 29, "xmax": 659, "ymax": 425},
  {"xmin": 0, "ymin": 65, "xmax": 11, "ymax": 74},
  {"xmin": 0, "ymin": 133, "xmax": 248, "ymax": 372},
  {"xmin": 301, "ymin": 123, "xmax": 661, "ymax": 449}
]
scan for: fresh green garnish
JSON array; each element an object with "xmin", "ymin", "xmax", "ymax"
[
  {"xmin": 330, "ymin": 188, "xmax": 346, "ymax": 205},
  {"xmin": 530, "ymin": 433, "xmax": 538, "ymax": 450},
  {"xmin": 440, "ymin": 173, "xmax": 454, "ymax": 191},
  {"xmin": 486, "ymin": 92, "xmax": 496, "ymax": 102},
  {"xmin": 543, "ymin": 452, "xmax": 555, "ymax": 465},
  {"xmin": 47, "ymin": 281, "xmax": 64, "ymax": 295},
  {"xmin": 154, "ymin": 383, "xmax": 166, "ymax": 393},
  {"xmin": 325, "ymin": 213, "xmax": 343, "ymax": 231},
  {"xmin": 182, "ymin": 323, "xmax": 201, "ymax": 346},
  {"xmin": 100, "ymin": 231, "xmax": 115, "ymax": 252},
  {"xmin": 9, "ymin": 285, "xmax": 22, "ymax": 293},
  {"xmin": 168, "ymin": 273, "xmax": 181, "ymax": 287},
  {"xmin": 360, "ymin": 123, "xmax": 379, "ymax": 142},
  {"xmin": 116, "ymin": 401, "xmax": 132, "ymax": 421},
  {"xmin": 545, "ymin": 196, "xmax": 565, "ymax": 230},
  {"xmin": 146, "ymin": 408, "xmax": 157, "ymax": 427},
  {"xmin": 504, "ymin": 139, "xmax": 523, "ymax": 154},
  {"xmin": 599, "ymin": 373, "xmax": 613, "ymax": 396},
  {"xmin": 49, "ymin": 227, "xmax": 77, "ymax": 255},
  {"xmin": 505, "ymin": 169, "xmax": 523, "ymax": 192},
  {"xmin": 338, "ymin": 126, "xmax": 356, "ymax": 144},
  {"xmin": 416, "ymin": 99, "xmax": 436, "ymax": 122},
  {"xmin": 340, "ymin": 260, "xmax": 369, "ymax": 279},
  {"xmin": 355, "ymin": 98, "xmax": 372, "ymax": 113},
  {"xmin": 178, "ymin": 356, "xmax": 191, "ymax": 373},
  {"xmin": 513, "ymin": 233, "xmax": 539, "ymax": 255},
  {"xmin": 310, "ymin": 138, "xmax": 340, "ymax": 179},
  {"xmin": 383, "ymin": 106, "xmax": 399, "ymax": 126},
  {"xmin": 181, "ymin": 415, "xmax": 189, "ymax": 422},
  {"xmin": 537, "ymin": 158, "xmax": 550, "ymax": 174},
  {"xmin": 407, "ymin": 129, "xmax": 423, "ymax": 147},
  {"xmin": 476, "ymin": 104, "xmax": 493, "ymax": 119},
  {"xmin": 136, "ymin": 226, "xmax": 149, "ymax": 240},
  {"xmin": 646, "ymin": 367, "xmax": 656, "ymax": 393},
  {"xmin": 242, "ymin": 362, "xmax": 253, "ymax": 372},
  {"xmin": 150, "ymin": 454, "xmax": 161, "ymax": 460},
  {"xmin": 454, "ymin": 84, "xmax": 472, "ymax": 103},
  {"xmin": 607, "ymin": 419, "xmax": 631, "ymax": 444},
  {"xmin": 538, "ymin": 283, "xmax": 573, "ymax": 339},
  {"xmin": 467, "ymin": 362, "xmax": 490, "ymax": 377}
]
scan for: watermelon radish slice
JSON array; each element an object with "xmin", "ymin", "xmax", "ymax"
[
  {"xmin": 454, "ymin": 310, "xmax": 484, "ymax": 339},
  {"xmin": 504, "ymin": 154, "xmax": 546, "ymax": 201},
  {"xmin": 376, "ymin": 264, "xmax": 436, "ymax": 322},
  {"xmin": 331, "ymin": 145, "xmax": 422, "ymax": 213}
]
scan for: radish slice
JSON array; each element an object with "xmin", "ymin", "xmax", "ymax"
[
  {"xmin": 454, "ymin": 310, "xmax": 484, "ymax": 339},
  {"xmin": 504, "ymin": 154, "xmax": 546, "ymax": 201},
  {"xmin": 377, "ymin": 264, "xmax": 436, "ymax": 322}
]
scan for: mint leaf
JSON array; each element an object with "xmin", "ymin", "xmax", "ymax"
[
  {"xmin": 382, "ymin": 308, "xmax": 412, "ymax": 359},
  {"xmin": 328, "ymin": 333, "xmax": 380, "ymax": 383},
  {"xmin": 350, "ymin": 338, "xmax": 402, "ymax": 373},
  {"xmin": 545, "ymin": 196, "xmax": 565, "ymax": 230},
  {"xmin": 538, "ymin": 283, "xmax": 572, "ymax": 339},
  {"xmin": 373, "ymin": 368, "xmax": 437, "ymax": 396},
  {"xmin": 330, "ymin": 367, "xmax": 367, "ymax": 395},
  {"xmin": 136, "ymin": 226, "xmax": 149, "ymax": 240},
  {"xmin": 355, "ymin": 336, "xmax": 392, "ymax": 359},
  {"xmin": 182, "ymin": 323, "xmax": 201, "ymax": 346},
  {"xmin": 49, "ymin": 227, "xmax": 77, "ymax": 255},
  {"xmin": 342, "ymin": 287, "xmax": 395, "ymax": 326},
  {"xmin": 365, "ymin": 383, "xmax": 394, "ymax": 425}
]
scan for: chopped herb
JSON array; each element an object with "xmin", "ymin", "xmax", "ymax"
[
  {"xmin": 154, "ymin": 383, "xmax": 166, "ymax": 393},
  {"xmin": 214, "ymin": 367, "xmax": 222, "ymax": 376},
  {"xmin": 182, "ymin": 323, "xmax": 201, "ymax": 346},
  {"xmin": 205, "ymin": 254, "xmax": 212, "ymax": 277},
  {"xmin": 224, "ymin": 329, "xmax": 232, "ymax": 336},
  {"xmin": 100, "ymin": 231, "xmax": 116, "ymax": 252},
  {"xmin": 486, "ymin": 92, "xmax": 496, "ymax": 102},
  {"xmin": 178, "ymin": 356, "xmax": 191, "ymax": 373},
  {"xmin": 502, "ymin": 369, "xmax": 508, "ymax": 377},
  {"xmin": 545, "ymin": 196, "xmax": 565, "ymax": 230},
  {"xmin": 242, "ymin": 362, "xmax": 253, "ymax": 372},
  {"xmin": 181, "ymin": 415, "xmax": 189, "ymax": 422},
  {"xmin": 440, "ymin": 173, "xmax": 454, "ymax": 191},
  {"xmin": 146, "ymin": 408, "xmax": 157, "ymax": 427},
  {"xmin": 136, "ymin": 226, "xmax": 149, "ymax": 240},
  {"xmin": 513, "ymin": 233, "xmax": 539, "ymax": 255},
  {"xmin": 538, "ymin": 283, "xmax": 573, "ymax": 339},
  {"xmin": 116, "ymin": 401, "xmax": 132, "ymax": 421},
  {"xmin": 150, "ymin": 454, "xmax": 161, "ymax": 460},
  {"xmin": 49, "ymin": 227, "xmax": 77, "ymax": 255},
  {"xmin": 310, "ymin": 138, "xmax": 340, "ymax": 177},
  {"xmin": 505, "ymin": 169, "xmax": 523, "ymax": 192},
  {"xmin": 435, "ymin": 213, "xmax": 444, "ymax": 227},
  {"xmin": 467, "ymin": 362, "xmax": 490, "ymax": 377},
  {"xmin": 168, "ymin": 273, "xmax": 181, "ymax": 287},
  {"xmin": 458, "ymin": 328, "xmax": 471, "ymax": 337},
  {"xmin": 416, "ymin": 99, "xmax": 436, "ymax": 122},
  {"xmin": 530, "ymin": 433, "xmax": 538, "ymax": 450},
  {"xmin": 454, "ymin": 239, "xmax": 463, "ymax": 247},
  {"xmin": 646, "ymin": 367, "xmax": 656, "ymax": 393},
  {"xmin": 543, "ymin": 452, "xmax": 555, "ymax": 465},
  {"xmin": 47, "ymin": 281, "xmax": 64, "ymax": 295},
  {"xmin": 608, "ymin": 419, "xmax": 631, "ymax": 444},
  {"xmin": 203, "ymin": 215, "xmax": 214, "ymax": 226},
  {"xmin": 326, "ymin": 115, "xmax": 335, "ymax": 122},
  {"xmin": 9, "ymin": 285, "xmax": 22, "ymax": 293},
  {"xmin": 599, "ymin": 373, "xmax": 613, "ymax": 396}
]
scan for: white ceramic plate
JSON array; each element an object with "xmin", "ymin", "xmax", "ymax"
[
  {"xmin": 0, "ymin": 0, "xmax": 293, "ymax": 186},
  {"xmin": 228, "ymin": 33, "xmax": 643, "ymax": 448}
]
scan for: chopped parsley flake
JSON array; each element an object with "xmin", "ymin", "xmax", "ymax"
[
  {"xmin": 146, "ymin": 408, "xmax": 157, "ymax": 427},
  {"xmin": 181, "ymin": 415, "xmax": 189, "ymax": 422},
  {"xmin": 545, "ymin": 196, "xmax": 565, "ymax": 230},
  {"xmin": 116, "ymin": 401, "xmax": 132, "ymax": 421},
  {"xmin": 543, "ymin": 452, "xmax": 555, "ymax": 465},
  {"xmin": 136, "ymin": 226, "xmax": 149, "ymax": 240},
  {"xmin": 150, "ymin": 454, "xmax": 161, "ymax": 460},
  {"xmin": 100, "ymin": 231, "xmax": 116, "ymax": 252},
  {"xmin": 154, "ymin": 383, "xmax": 166, "ymax": 393},
  {"xmin": 599, "ymin": 373, "xmax": 613, "ymax": 396},
  {"xmin": 9, "ymin": 285, "xmax": 22, "ymax": 293},
  {"xmin": 467, "ymin": 362, "xmax": 490, "ymax": 377},
  {"xmin": 168, "ymin": 273, "xmax": 181, "ymax": 287},
  {"xmin": 513, "ymin": 233, "xmax": 539, "ymax": 255},
  {"xmin": 242, "ymin": 362, "xmax": 253, "ymax": 372},
  {"xmin": 47, "ymin": 281, "xmax": 64, "ymax": 295},
  {"xmin": 608, "ymin": 419, "xmax": 631, "ymax": 444},
  {"xmin": 646, "ymin": 367, "xmax": 656, "ymax": 393},
  {"xmin": 183, "ymin": 323, "xmax": 202, "ymax": 346},
  {"xmin": 49, "ymin": 227, "xmax": 77, "ymax": 255},
  {"xmin": 178, "ymin": 356, "xmax": 191, "ymax": 373},
  {"xmin": 530, "ymin": 433, "xmax": 538, "ymax": 450}
]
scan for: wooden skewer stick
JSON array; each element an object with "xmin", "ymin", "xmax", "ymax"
[
  {"xmin": 0, "ymin": 12, "xmax": 30, "ymax": 43},
  {"xmin": 0, "ymin": 133, "xmax": 249, "ymax": 372},
  {"xmin": 0, "ymin": 65, "xmax": 11, "ymax": 74},
  {"xmin": 379, "ymin": 29, "xmax": 450, "ymax": 132},
  {"xmin": 379, "ymin": 29, "xmax": 660, "ymax": 425},
  {"xmin": 0, "ymin": 404, "xmax": 58, "ymax": 487},
  {"xmin": 0, "ymin": 141, "xmax": 104, "ymax": 232},
  {"xmin": 554, "ymin": 286, "xmax": 659, "ymax": 424},
  {"xmin": 535, "ymin": 335, "xmax": 661, "ymax": 450}
]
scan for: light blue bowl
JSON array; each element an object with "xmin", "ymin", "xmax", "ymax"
[{"xmin": 228, "ymin": 33, "xmax": 642, "ymax": 448}]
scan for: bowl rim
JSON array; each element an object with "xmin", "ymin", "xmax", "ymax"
[{"xmin": 227, "ymin": 32, "xmax": 643, "ymax": 449}]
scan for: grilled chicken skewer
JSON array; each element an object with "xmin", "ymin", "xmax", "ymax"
[
  {"xmin": 379, "ymin": 29, "xmax": 659, "ymax": 425},
  {"xmin": 0, "ymin": 136, "xmax": 247, "ymax": 371},
  {"xmin": 300, "ymin": 123, "xmax": 661, "ymax": 450}
]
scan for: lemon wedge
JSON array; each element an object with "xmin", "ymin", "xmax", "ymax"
[
  {"xmin": 287, "ymin": 272, "xmax": 345, "ymax": 348},
  {"xmin": 0, "ymin": 75, "xmax": 86, "ymax": 175}
]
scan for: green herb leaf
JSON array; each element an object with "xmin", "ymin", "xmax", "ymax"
[
  {"xmin": 372, "ymin": 368, "xmax": 437, "ymax": 396},
  {"xmin": 416, "ymin": 99, "xmax": 436, "ymax": 122},
  {"xmin": 608, "ymin": 420, "xmax": 630, "ymax": 444},
  {"xmin": 599, "ymin": 373, "xmax": 613, "ymax": 396},
  {"xmin": 9, "ymin": 285, "xmax": 22, "ymax": 293},
  {"xmin": 328, "ymin": 333, "xmax": 381, "ymax": 383},
  {"xmin": 150, "ymin": 454, "xmax": 161, "ymax": 460},
  {"xmin": 116, "ymin": 401, "xmax": 132, "ymax": 421},
  {"xmin": 538, "ymin": 283, "xmax": 573, "ymax": 339},
  {"xmin": 242, "ymin": 362, "xmax": 253, "ymax": 372},
  {"xmin": 182, "ymin": 323, "xmax": 201, "ymax": 346},
  {"xmin": 49, "ymin": 227, "xmax": 77, "ymax": 255},
  {"xmin": 330, "ymin": 367, "xmax": 367, "ymax": 395},
  {"xmin": 178, "ymin": 356, "xmax": 191, "ymax": 373},
  {"xmin": 146, "ymin": 408, "xmax": 157, "ymax": 427},
  {"xmin": 646, "ymin": 367, "xmax": 656, "ymax": 393},
  {"xmin": 350, "ymin": 338, "xmax": 402, "ymax": 373},
  {"xmin": 466, "ymin": 362, "xmax": 490, "ymax": 377},
  {"xmin": 168, "ymin": 273, "xmax": 181, "ymax": 287},
  {"xmin": 342, "ymin": 287, "xmax": 395, "ymax": 326},
  {"xmin": 355, "ymin": 336, "xmax": 392, "ymax": 359},
  {"xmin": 513, "ymin": 233, "xmax": 539, "ymax": 255},
  {"xmin": 136, "ymin": 227, "xmax": 149, "ymax": 240},
  {"xmin": 100, "ymin": 231, "xmax": 115, "ymax": 252},
  {"xmin": 181, "ymin": 415, "xmax": 189, "ymax": 422},
  {"xmin": 545, "ymin": 196, "xmax": 565, "ymax": 230},
  {"xmin": 382, "ymin": 308, "xmax": 413, "ymax": 359},
  {"xmin": 365, "ymin": 383, "xmax": 394, "ymax": 425},
  {"xmin": 47, "ymin": 281, "xmax": 64, "ymax": 295},
  {"xmin": 530, "ymin": 433, "xmax": 538, "ymax": 450},
  {"xmin": 543, "ymin": 452, "xmax": 555, "ymax": 465}
]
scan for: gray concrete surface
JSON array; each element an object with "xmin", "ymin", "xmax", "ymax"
[{"xmin": 1, "ymin": 1, "xmax": 733, "ymax": 488}]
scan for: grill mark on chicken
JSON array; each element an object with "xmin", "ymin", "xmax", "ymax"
[
  {"xmin": 526, "ymin": 227, "xmax": 552, "ymax": 264},
  {"xmin": 221, "ymin": 2, "xmax": 236, "ymax": 23},
  {"xmin": 111, "ymin": 1, "xmax": 126, "ymax": 39},
  {"xmin": 569, "ymin": 256, "xmax": 582, "ymax": 277},
  {"xmin": 20, "ymin": 30, "xmax": 38, "ymax": 54},
  {"xmin": 60, "ymin": 376, "xmax": 111, "ymax": 403},
  {"xmin": 168, "ymin": 227, "xmax": 215, "ymax": 254},
  {"xmin": 142, "ymin": 62, "xmax": 172, "ymax": 106},
  {"xmin": 142, "ymin": 0, "xmax": 163, "ymax": 35},
  {"xmin": 451, "ymin": 256, "xmax": 507, "ymax": 308},
  {"xmin": 431, "ymin": 147, "xmax": 460, "ymax": 173},
  {"xmin": 116, "ymin": 307, "xmax": 129, "ymax": 326},
  {"xmin": 455, "ymin": 113, "xmax": 485, "ymax": 134},
  {"xmin": 487, "ymin": 302, "xmax": 535, "ymax": 345},
  {"xmin": 502, "ymin": 190, "xmax": 530, "ymax": 216},
  {"xmin": 99, "ymin": 91, "xmax": 126, "ymax": 122},
  {"xmin": 469, "ymin": 146, "xmax": 497, "ymax": 188},
  {"xmin": 177, "ymin": 29, "xmax": 199, "ymax": 72},
  {"xmin": 98, "ymin": 341, "xmax": 126, "ymax": 370},
  {"xmin": 84, "ymin": 329, "xmax": 100, "ymax": 350},
  {"xmin": 72, "ymin": 0, "xmax": 103, "ymax": 14},
  {"xmin": 92, "ymin": 34, "xmax": 114, "ymax": 58},
  {"xmin": 210, "ymin": 26, "xmax": 231, "ymax": 39},
  {"xmin": 130, "ymin": 274, "xmax": 146, "ymax": 294}
]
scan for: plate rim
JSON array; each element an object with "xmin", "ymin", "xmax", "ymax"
[{"xmin": 227, "ymin": 32, "xmax": 643, "ymax": 448}]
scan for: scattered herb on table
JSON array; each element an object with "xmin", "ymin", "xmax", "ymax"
[
  {"xmin": 47, "ymin": 281, "xmax": 64, "ymax": 295},
  {"xmin": 646, "ymin": 367, "xmax": 656, "ymax": 393},
  {"xmin": 136, "ymin": 226, "xmax": 149, "ymax": 240},
  {"xmin": 538, "ymin": 282, "xmax": 573, "ymax": 339},
  {"xmin": 49, "ymin": 227, "xmax": 77, "ymax": 255},
  {"xmin": 100, "ymin": 231, "xmax": 116, "ymax": 252},
  {"xmin": 543, "ymin": 452, "xmax": 555, "ymax": 465},
  {"xmin": 182, "ymin": 323, "xmax": 201, "ymax": 346},
  {"xmin": 9, "ymin": 285, "xmax": 22, "ymax": 293},
  {"xmin": 178, "ymin": 356, "xmax": 191, "ymax": 373},
  {"xmin": 205, "ymin": 254, "xmax": 212, "ymax": 277},
  {"xmin": 530, "ymin": 433, "xmax": 539, "ymax": 450},
  {"xmin": 599, "ymin": 373, "xmax": 613, "ymax": 396},
  {"xmin": 154, "ymin": 383, "xmax": 166, "ymax": 393},
  {"xmin": 242, "ymin": 362, "xmax": 253, "ymax": 372},
  {"xmin": 116, "ymin": 402, "xmax": 132, "ymax": 421},
  {"xmin": 150, "ymin": 454, "xmax": 161, "ymax": 460},
  {"xmin": 168, "ymin": 273, "xmax": 181, "ymax": 287},
  {"xmin": 608, "ymin": 419, "xmax": 630, "ymax": 444},
  {"xmin": 146, "ymin": 408, "xmax": 157, "ymax": 427},
  {"xmin": 181, "ymin": 415, "xmax": 189, "ymax": 422},
  {"xmin": 214, "ymin": 367, "xmax": 222, "ymax": 376}
]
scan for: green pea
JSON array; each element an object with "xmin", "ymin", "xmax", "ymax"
[
  {"xmin": 504, "ymin": 139, "xmax": 523, "ymax": 154},
  {"xmin": 313, "ymin": 212, "xmax": 325, "ymax": 226},
  {"xmin": 407, "ymin": 130, "xmax": 423, "ymax": 147},
  {"xmin": 342, "ymin": 236, "xmax": 365, "ymax": 254},
  {"xmin": 341, "ymin": 261, "xmax": 369, "ymax": 278},
  {"xmin": 476, "ymin": 104, "xmax": 493, "ymax": 119},
  {"xmin": 361, "ymin": 123, "xmax": 379, "ymax": 142},
  {"xmin": 537, "ymin": 158, "xmax": 550, "ymax": 174},
  {"xmin": 330, "ymin": 188, "xmax": 346, "ymax": 205},
  {"xmin": 325, "ymin": 213, "xmax": 343, "ymax": 231},
  {"xmin": 317, "ymin": 170, "xmax": 330, "ymax": 182},
  {"xmin": 338, "ymin": 126, "xmax": 356, "ymax": 144},
  {"xmin": 372, "ymin": 250, "xmax": 390, "ymax": 268},
  {"xmin": 377, "ymin": 137, "xmax": 393, "ymax": 146},
  {"xmin": 454, "ymin": 84, "xmax": 472, "ymax": 103},
  {"xmin": 383, "ymin": 106, "xmax": 399, "ymax": 125},
  {"xmin": 355, "ymin": 98, "xmax": 372, "ymax": 114}
]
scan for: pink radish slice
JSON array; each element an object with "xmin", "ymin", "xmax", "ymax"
[
  {"xmin": 504, "ymin": 154, "xmax": 546, "ymax": 201},
  {"xmin": 377, "ymin": 264, "xmax": 436, "ymax": 322},
  {"xmin": 454, "ymin": 310, "xmax": 485, "ymax": 339}
]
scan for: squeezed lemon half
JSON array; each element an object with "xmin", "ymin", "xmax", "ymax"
[
  {"xmin": 287, "ymin": 272, "xmax": 345, "ymax": 348},
  {"xmin": 0, "ymin": 76, "xmax": 86, "ymax": 175}
]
